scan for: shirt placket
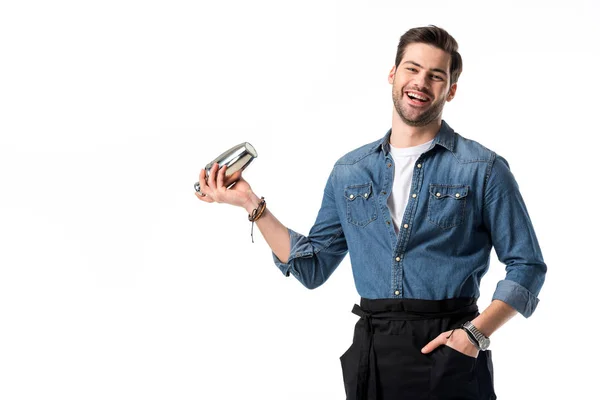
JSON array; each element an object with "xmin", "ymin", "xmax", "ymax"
[{"xmin": 390, "ymin": 156, "xmax": 425, "ymax": 297}]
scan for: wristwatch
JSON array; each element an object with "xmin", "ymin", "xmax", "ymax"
[{"xmin": 460, "ymin": 321, "xmax": 490, "ymax": 351}]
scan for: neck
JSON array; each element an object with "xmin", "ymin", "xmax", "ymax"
[{"xmin": 389, "ymin": 108, "xmax": 442, "ymax": 148}]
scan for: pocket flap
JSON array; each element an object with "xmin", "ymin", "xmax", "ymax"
[
  {"xmin": 429, "ymin": 184, "xmax": 469, "ymax": 199},
  {"xmin": 344, "ymin": 182, "xmax": 372, "ymax": 201}
]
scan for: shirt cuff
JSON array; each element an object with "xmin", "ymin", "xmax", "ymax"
[
  {"xmin": 272, "ymin": 251, "xmax": 293, "ymax": 277},
  {"xmin": 492, "ymin": 279, "xmax": 540, "ymax": 318},
  {"xmin": 271, "ymin": 228, "xmax": 312, "ymax": 278}
]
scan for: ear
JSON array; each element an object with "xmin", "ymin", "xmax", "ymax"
[
  {"xmin": 446, "ymin": 83, "xmax": 457, "ymax": 102},
  {"xmin": 388, "ymin": 66, "xmax": 397, "ymax": 84}
]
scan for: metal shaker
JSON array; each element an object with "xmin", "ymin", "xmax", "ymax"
[{"xmin": 194, "ymin": 142, "xmax": 257, "ymax": 193}]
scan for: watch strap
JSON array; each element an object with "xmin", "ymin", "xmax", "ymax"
[
  {"xmin": 461, "ymin": 321, "xmax": 489, "ymax": 350},
  {"xmin": 460, "ymin": 326, "xmax": 481, "ymax": 350}
]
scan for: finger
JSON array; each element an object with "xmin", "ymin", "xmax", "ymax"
[
  {"xmin": 216, "ymin": 164, "xmax": 227, "ymax": 189},
  {"xmin": 207, "ymin": 162, "xmax": 219, "ymax": 190},
  {"xmin": 421, "ymin": 331, "xmax": 449, "ymax": 354},
  {"xmin": 198, "ymin": 169, "xmax": 211, "ymax": 196},
  {"xmin": 195, "ymin": 191, "xmax": 215, "ymax": 203}
]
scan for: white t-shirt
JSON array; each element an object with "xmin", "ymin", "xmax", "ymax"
[{"xmin": 387, "ymin": 139, "xmax": 434, "ymax": 232}]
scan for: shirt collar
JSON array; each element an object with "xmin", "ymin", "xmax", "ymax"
[{"xmin": 378, "ymin": 120, "xmax": 456, "ymax": 155}]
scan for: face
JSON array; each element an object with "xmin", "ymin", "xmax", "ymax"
[{"xmin": 389, "ymin": 43, "xmax": 457, "ymax": 127}]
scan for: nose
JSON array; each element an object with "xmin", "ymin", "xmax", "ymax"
[{"xmin": 412, "ymin": 72, "xmax": 428, "ymax": 89}]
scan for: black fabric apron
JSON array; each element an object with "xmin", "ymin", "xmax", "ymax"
[{"xmin": 340, "ymin": 298, "xmax": 496, "ymax": 400}]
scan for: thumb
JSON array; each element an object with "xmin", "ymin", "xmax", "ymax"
[{"xmin": 421, "ymin": 331, "xmax": 449, "ymax": 354}]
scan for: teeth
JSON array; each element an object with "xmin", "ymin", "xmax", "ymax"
[{"xmin": 408, "ymin": 92, "xmax": 428, "ymax": 101}]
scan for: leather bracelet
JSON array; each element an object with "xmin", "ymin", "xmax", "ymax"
[
  {"xmin": 460, "ymin": 326, "xmax": 481, "ymax": 350},
  {"xmin": 248, "ymin": 197, "xmax": 266, "ymax": 243},
  {"xmin": 248, "ymin": 197, "xmax": 266, "ymax": 222}
]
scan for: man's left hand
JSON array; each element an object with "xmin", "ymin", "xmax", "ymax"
[{"xmin": 421, "ymin": 328, "xmax": 479, "ymax": 358}]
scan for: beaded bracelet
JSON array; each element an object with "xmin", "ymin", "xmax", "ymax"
[{"xmin": 248, "ymin": 197, "xmax": 266, "ymax": 243}]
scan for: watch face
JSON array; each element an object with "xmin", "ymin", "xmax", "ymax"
[{"xmin": 480, "ymin": 338, "xmax": 490, "ymax": 350}]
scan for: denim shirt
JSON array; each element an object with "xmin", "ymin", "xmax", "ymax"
[{"xmin": 273, "ymin": 121, "xmax": 546, "ymax": 317}]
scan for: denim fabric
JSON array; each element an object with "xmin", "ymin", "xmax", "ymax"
[{"xmin": 273, "ymin": 121, "xmax": 546, "ymax": 317}]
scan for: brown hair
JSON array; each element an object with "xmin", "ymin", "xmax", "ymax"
[{"xmin": 394, "ymin": 25, "xmax": 463, "ymax": 85}]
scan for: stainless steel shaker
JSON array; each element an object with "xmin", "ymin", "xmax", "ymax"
[{"xmin": 194, "ymin": 142, "xmax": 257, "ymax": 193}]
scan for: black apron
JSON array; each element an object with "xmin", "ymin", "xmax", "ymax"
[{"xmin": 340, "ymin": 298, "xmax": 496, "ymax": 400}]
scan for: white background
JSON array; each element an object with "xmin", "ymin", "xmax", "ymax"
[{"xmin": 1, "ymin": 0, "xmax": 598, "ymax": 399}]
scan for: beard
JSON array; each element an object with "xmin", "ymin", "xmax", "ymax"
[{"xmin": 392, "ymin": 86, "xmax": 446, "ymax": 127}]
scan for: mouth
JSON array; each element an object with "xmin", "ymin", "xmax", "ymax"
[{"xmin": 405, "ymin": 91, "xmax": 431, "ymax": 106}]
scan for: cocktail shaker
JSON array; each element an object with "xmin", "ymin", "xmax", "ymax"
[{"xmin": 194, "ymin": 142, "xmax": 257, "ymax": 193}]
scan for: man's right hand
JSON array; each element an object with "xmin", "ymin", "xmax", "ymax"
[
  {"xmin": 195, "ymin": 162, "xmax": 291, "ymax": 262},
  {"xmin": 195, "ymin": 162, "xmax": 254, "ymax": 209}
]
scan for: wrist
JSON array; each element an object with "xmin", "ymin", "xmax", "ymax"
[
  {"xmin": 243, "ymin": 192, "xmax": 261, "ymax": 214},
  {"xmin": 461, "ymin": 321, "xmax": 490, "ymax": 351},
  {"xmin": 470, "ymin": 318, "xmax": 492, "ymax": 338},
  {"xmin": 460, "ymin": 327, "xmax": 481, "ymax": 350}
]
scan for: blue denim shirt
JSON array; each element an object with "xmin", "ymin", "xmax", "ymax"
[{"xmin": 273, "ymin": 121, "xmax": 546, "ymax": 317}]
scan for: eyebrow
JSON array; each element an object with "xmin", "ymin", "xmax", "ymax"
[{"xmin": 402, "ymin": 61, "xmax": 448, "ymax": 77}]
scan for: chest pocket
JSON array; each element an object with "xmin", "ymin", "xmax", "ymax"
[
  {"xmin": 427, "ymin": 184, "xmax": 469, "ymax": 229},
  {"xmin": 344, "ymin": 182, "xmax": 378, "ymax": 227}
]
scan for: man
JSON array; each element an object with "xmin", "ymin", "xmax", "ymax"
[{"xmin": 195, "ymin": 26, "xmax": 546, "ymax": 400}]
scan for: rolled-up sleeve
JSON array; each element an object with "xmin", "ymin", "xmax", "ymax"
[
  {"xmin": 272, "ymin": 170, "xmax": 348, "ymax": 289},
  {"xmin": 483, "ymin": 154, "xmax": 547, "ymax": 318}
]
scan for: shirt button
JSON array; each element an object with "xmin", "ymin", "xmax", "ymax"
[
  {"xmin": 395, "ymin": 256, "xmax": 400, "ymax": 262},
  {"xmin": 382, "ymin": 191, "xmax": 387, "ymax": 195},
  {"xmin": 364, "ymin": 193, "xmax": 368, "ymax": 198},
  {"xmin": 386, "ymin": 220, "xmax": 391, "ymax": 225},
  {"xmin": 455, "ymin": 193, "xmax": 460, "ymax": 198},
  {"xmin": 436, "ymin": 192, "xmax": 441, "ymax": 197},
  {"xmin": 394, "ymin": 290, "xmax": 400, "ymax": 295},
  {"xmin": 412, "ymin": 193, "xmax": 417, "ymax": 198},
  {"xmin": 387, "ymin": 163, "xmax": 392, "ymax": 168},
  {"xmin": 349, "ymin": 194, "xmax": 354, "ymax": 199},
  {"xmin": 417, "ymin": 163, "xmax": 422, "ymax": 168},
  {"xmin": 403, "ymin": 224, "xmax": 409, "ymax": 229}
]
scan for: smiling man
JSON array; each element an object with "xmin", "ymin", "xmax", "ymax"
[{"xmin": 195, "ymin": 26, "xmax": 546, "ymax": 400}]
